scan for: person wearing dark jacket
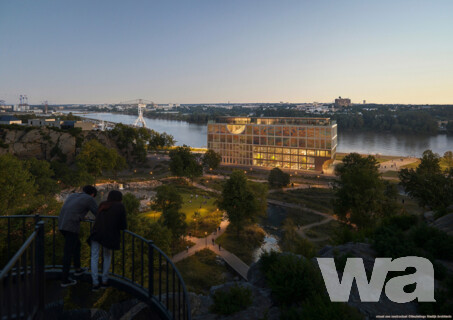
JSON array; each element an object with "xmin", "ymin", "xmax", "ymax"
[
  {"xmin": 88, "ymin": 190, "xmax": 127, "ymax": 291},
  {"xmin": 58, "ymin": 185, "xmax": 98, "ymax": 287}
]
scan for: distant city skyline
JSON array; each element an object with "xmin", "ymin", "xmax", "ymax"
[{"xmin": 1, "ymin": 0, "xmax": 452, "ymax": 105}]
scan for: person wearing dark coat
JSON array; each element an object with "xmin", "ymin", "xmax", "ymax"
[
  {"xmin": 58, "ymin": 185, "xmax": 98, "ymax": 287},
  {"xmin": 88, "ymin": 190, "xmax": 127, "ymax": 291}
]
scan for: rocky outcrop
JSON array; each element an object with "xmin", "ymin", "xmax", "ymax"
[
  {"xmin": 0, "ymin": 127, "xmax": 121, "ymax": 164},
  {"xmin": 431, "ymin": 212, "xmax": 453, "ymax": 236},
  {"xmin": 317, "ymin": 243, "xmax": 419, "ymax": 319},
  {"xmin": 0, "ymin": 127, "xmax": 77, "ymax": 162},
  {"xmin": 191, "ymin": 281, "xmax": 279, "ymax": 320}
]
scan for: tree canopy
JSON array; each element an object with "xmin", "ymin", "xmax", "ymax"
[
  {"xmin": 0, "ymin": 154, "xmax": 37, "ymax": 214},
  {"xmin": 152, "ymin": 185, "xmax": 186, "ymax": 239},
  {"xmin": 202, "ymin": 149, "xmax": 222, "ymax": 170},
  {"xmin": 218, "ymin": 170, "xmax": 267, "ymax": 235},
  {"xmin": 169, "ymin": 145, "xmax": 203, "ymax": 181},
  {"xmin": 268, "ymin": 167, "xmax": 290, "ymax": 188},
  {"xmin": 334, "ymin": 153, "xmax": 398, "ymax": 229},
  {"xmin": 399, "ymin": 150, "xmax": 453, "ymax": 213},
  {"xmin": 76, "ymin": 139, "xmax": 126, "ymax": 182}
]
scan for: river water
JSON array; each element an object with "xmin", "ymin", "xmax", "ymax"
[{"xmin": 75, "ymin": 112, "xmax": 452, "ymax": 157}]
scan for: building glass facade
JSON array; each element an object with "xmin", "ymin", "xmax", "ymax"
[{"xmin": 207, "ymin": 117, "xmax": 337, "ymax": 171}]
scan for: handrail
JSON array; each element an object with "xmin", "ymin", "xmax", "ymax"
[
  {"xmin": 0, "ymin": 215, "xmax": 191, "ymax": 320},
  {"xmin": 0, "ymin": 221, "xmax": 45, "ymax": 320},
  {"xmin": 0, "ymin": 230, "xmax": 37, "ymax": 278}
]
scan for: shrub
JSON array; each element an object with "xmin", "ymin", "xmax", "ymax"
[
  {"xmin": 210, "ymin": 285, "xmax": 253, "ymax": 315},
  {"xmin": 372, "ymin": 226, "xmax": 416, "ymax": 258},
  {"xmin": 410, "ymin": 225, "xmax": 453, "ymax": 261},
  {"xmin": 260, "ymin": 251, "xmax": 324, "ymax": 305},
  {"xmin": 281, "ymin": 294, "xmax": 363, "ymax": 320},
  {"xmin": 380, "ymin": 214, "xmax": 419, "ymax": 231}
]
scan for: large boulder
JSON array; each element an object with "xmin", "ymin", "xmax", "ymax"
[
  {"xmin": 431, "ymin": 212, "xmax": 453, "ymax": 236},
  {"xmin": 317, "ymin": 242, "xmax": 419, "ymax": 319}
]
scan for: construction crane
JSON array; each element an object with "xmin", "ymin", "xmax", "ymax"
[
  {"xmin": 117, "ymin": 99, "xmax": 155, "ymax": 128},
  {"xmin": 42, "ymin": 100, "xmax": 48, "ymax": 114}
]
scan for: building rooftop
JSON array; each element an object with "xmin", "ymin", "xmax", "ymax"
[
  {"xmin": 0, "ymin": 115, "xmax": 20, "ymax": 121},
  {"xmin": 209, "ymin": 116, "xmax": 335, "ymax": 126}
]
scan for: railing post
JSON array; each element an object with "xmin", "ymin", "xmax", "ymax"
[
  {"xmin": 147, "ymin": 240, "xmax": 154, "ymax": 299},
  {"xmin": 35, "ymin": 221, "xmax": 45, "ymax": 318}
]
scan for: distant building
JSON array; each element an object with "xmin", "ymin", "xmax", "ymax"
[
  {"xmin": 61, "ymin": 120, "xmax": 93, "ymax": 131},
  {"xmin": 28, "ymin": 118, "xmax": 61, "ymax": 128},
  {"xmin": 207, "ymin": 117, "xmax": 337, "ymax": 171},
  {"xmin": 28, "ymin": 119, "xmax": 93, "ymax": 130},
  {"xmin": 0, "ymin": 115, "xmax": 22, "ymax": 125},
  {"xmin": 334, "ymin": 97, "xmax": 351, "ymax": 108}
]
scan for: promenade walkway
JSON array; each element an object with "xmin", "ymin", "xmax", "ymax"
[{"xmin": 172, "ymin": 219, "xmax": 250, "ymax": 280}]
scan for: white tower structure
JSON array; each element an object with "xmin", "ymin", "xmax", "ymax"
[{"xmin": 133, "ymin": 100, "xmax": 147, "ymax": 128}]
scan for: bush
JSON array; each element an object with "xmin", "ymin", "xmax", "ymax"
[
  {"xmin": 281, "ymin": 294, "xmax": 363, "ymax": 320},
  {"xmin": 210, "ymin": 285, "xmax": 253, "ymax": 315},
  {"xmin": 372, "ymin": 226, "xmax": 417, "ymax": 258},
  {"xmin": 380, "ymin": 214, "xmax": 419, "ymax": 231},
  {"xmin": 260, "ymin": 251, "xmax": 324, "ymax": 305},
  {"xmin": 410, "ymin": 225, "xmax": 453, "ymax": 261},
  {"xmin": 268, "ymin": 167, "xmax": 290, "ymax": 188}
]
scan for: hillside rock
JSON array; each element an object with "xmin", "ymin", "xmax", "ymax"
[
  {"xmin": 192, "ymin": 281, "xmax": 279, "ymax": 320},
  {"xmin": 0, "ymin": 127, "xmax": 78, "ymax": 162},
  {"xmin": 317, "ymin": 242, "xmax": 419, "ymax": 319},
  {"xmin": 431, "ymin": 212, "xmax": 453, "ymax": 236}
]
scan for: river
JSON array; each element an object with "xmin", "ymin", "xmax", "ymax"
[{"xmin": 73, "ymin": 112, "xmax": 453, "ymax": 157}]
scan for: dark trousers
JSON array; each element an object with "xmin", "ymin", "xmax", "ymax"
[{"xmin": 61, "ymin": 230, "xmax": 81, "ymax": 280}]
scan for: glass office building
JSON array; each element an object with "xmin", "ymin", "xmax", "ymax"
[{"xmin": 207, "ymin": 117, "xmax": 337, "ymax": 171}]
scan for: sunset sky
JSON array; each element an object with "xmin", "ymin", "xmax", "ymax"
[{"xmin": 1, "ymin": 0, "xmax": 452, "ymax": 105}]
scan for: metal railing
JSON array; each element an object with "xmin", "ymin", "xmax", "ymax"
[
  {"xmin": 0, "ymin": 215, "xmax": 191, "ymax": 320},
  {"xmin": 0, "ymin": 221, "xmax": 45, "ymax": 320}
]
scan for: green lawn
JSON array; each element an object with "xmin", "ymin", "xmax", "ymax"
[
  {"xmin": 381, "ymin": 171, "xmax": 399, "ymax": 179},
  {"xmin": 310, "ymin": 219, "xmax": 342, "ymax": 236},
  {"xmin": 336, "ymin": 153, "xmax": 399, "ymax": 163},
  {"xmin": 215, "ymin": 224, "xmax": 265, "ymax": 265},
  {"xmin": 175, "ymin": 249, "xmax": 228, "ymax": 294},
  {"xmin": 269, "ymin": 187, "xmax": 335, "ymax": 214},
  {"xmin": 285, "ymin": 207, "xmax": 324, "ymax": 226},
  {"xmin": 143, "ymin": 183, "xmax": 222, "ymax": 237}
]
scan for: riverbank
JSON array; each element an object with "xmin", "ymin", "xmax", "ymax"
[{"xmin": 66, "ymin": 111, "xmax": 453, "ymax": 156}]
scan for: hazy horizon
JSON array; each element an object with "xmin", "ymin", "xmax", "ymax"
[{"xmin": 1, "ymin": 0, "xmax": 452, "ymax": 105}]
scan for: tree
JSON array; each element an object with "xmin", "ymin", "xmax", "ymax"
[
  {"xmin": 148, "ymin": 130, "xmax": 175, "ymax": 151},
  {"xmin": 26, "ymin": 158, "xmax": 59, "ymax": 195},
  {"xmin": 152, "ymin": 185, "xmax": 183, "ymax": 212},
  {"xmin": 218, "ymin": 171, "xmax": 262, "ymax": 235},
  {"xmin": 202, "ymin": 149, "xmax": 222, "ymax": 170},
  {"xmin": 268, "ymin": 167, "xmax": 290, "ymax": 188},
  {"xmin": 76, "ymin": 139, "xmax": 126, "ymax": 182},
  {"xmin": 160, "ymin": 207, "xmax": 187, "ymax": 240},
  {"xmin": 122, "ymin": 193, "xmax": 141, "ymax": 228},
  {"xmin": 169, "ymin": 145, "xmax": 203, "ymax": 181},
  {"xmin": 333, "ymin": 153, "xmax": 398, "ymax": 229},
  {"xmin": 109, "ymin": 124, "xmax": 147, "ymax": 163},
  {"xmin": 443, "ymin": 151, "xmax": 453, "ymax": 169},
  {"xmin": 0, "ymin": 154, "xmax": 37, "ymax": 214},
  {"xmin": 399, "ymin": 150, "xmax": 453, "ymax": 211}
]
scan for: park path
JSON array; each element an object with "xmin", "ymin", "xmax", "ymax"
[
  {"xmin": 378, "ymin": 157, "xmax": 418, "ymax": 172},
  {"xmin": 172, "ymin": 219, "xmax": 249, "ymax": 280}
]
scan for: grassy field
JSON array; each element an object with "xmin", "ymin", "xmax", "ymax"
[
  {"xmin": 381, "ymin": 171, "xmax": 399, "ymax": 179},
  {"xmin": 336, "ymin": 153, "xmax": 399, "ymax": 163},
  {"xmin": 268, "ymin": 187, "xmax": 335, "ymax": 214},
  {"xmin": 143, "ymin": 183, "xmax": 222, "ymax": 236},
  {"xmin": 215, "ymin": 224, "xmax": 265, "ymax": 265},
  {"xmin": 175, "ymin": 249, "xmax": 229, "ymax": 294},
  {"xmin": 285, "ymin": 207, "xmax": 324, "ymax": 226}
]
